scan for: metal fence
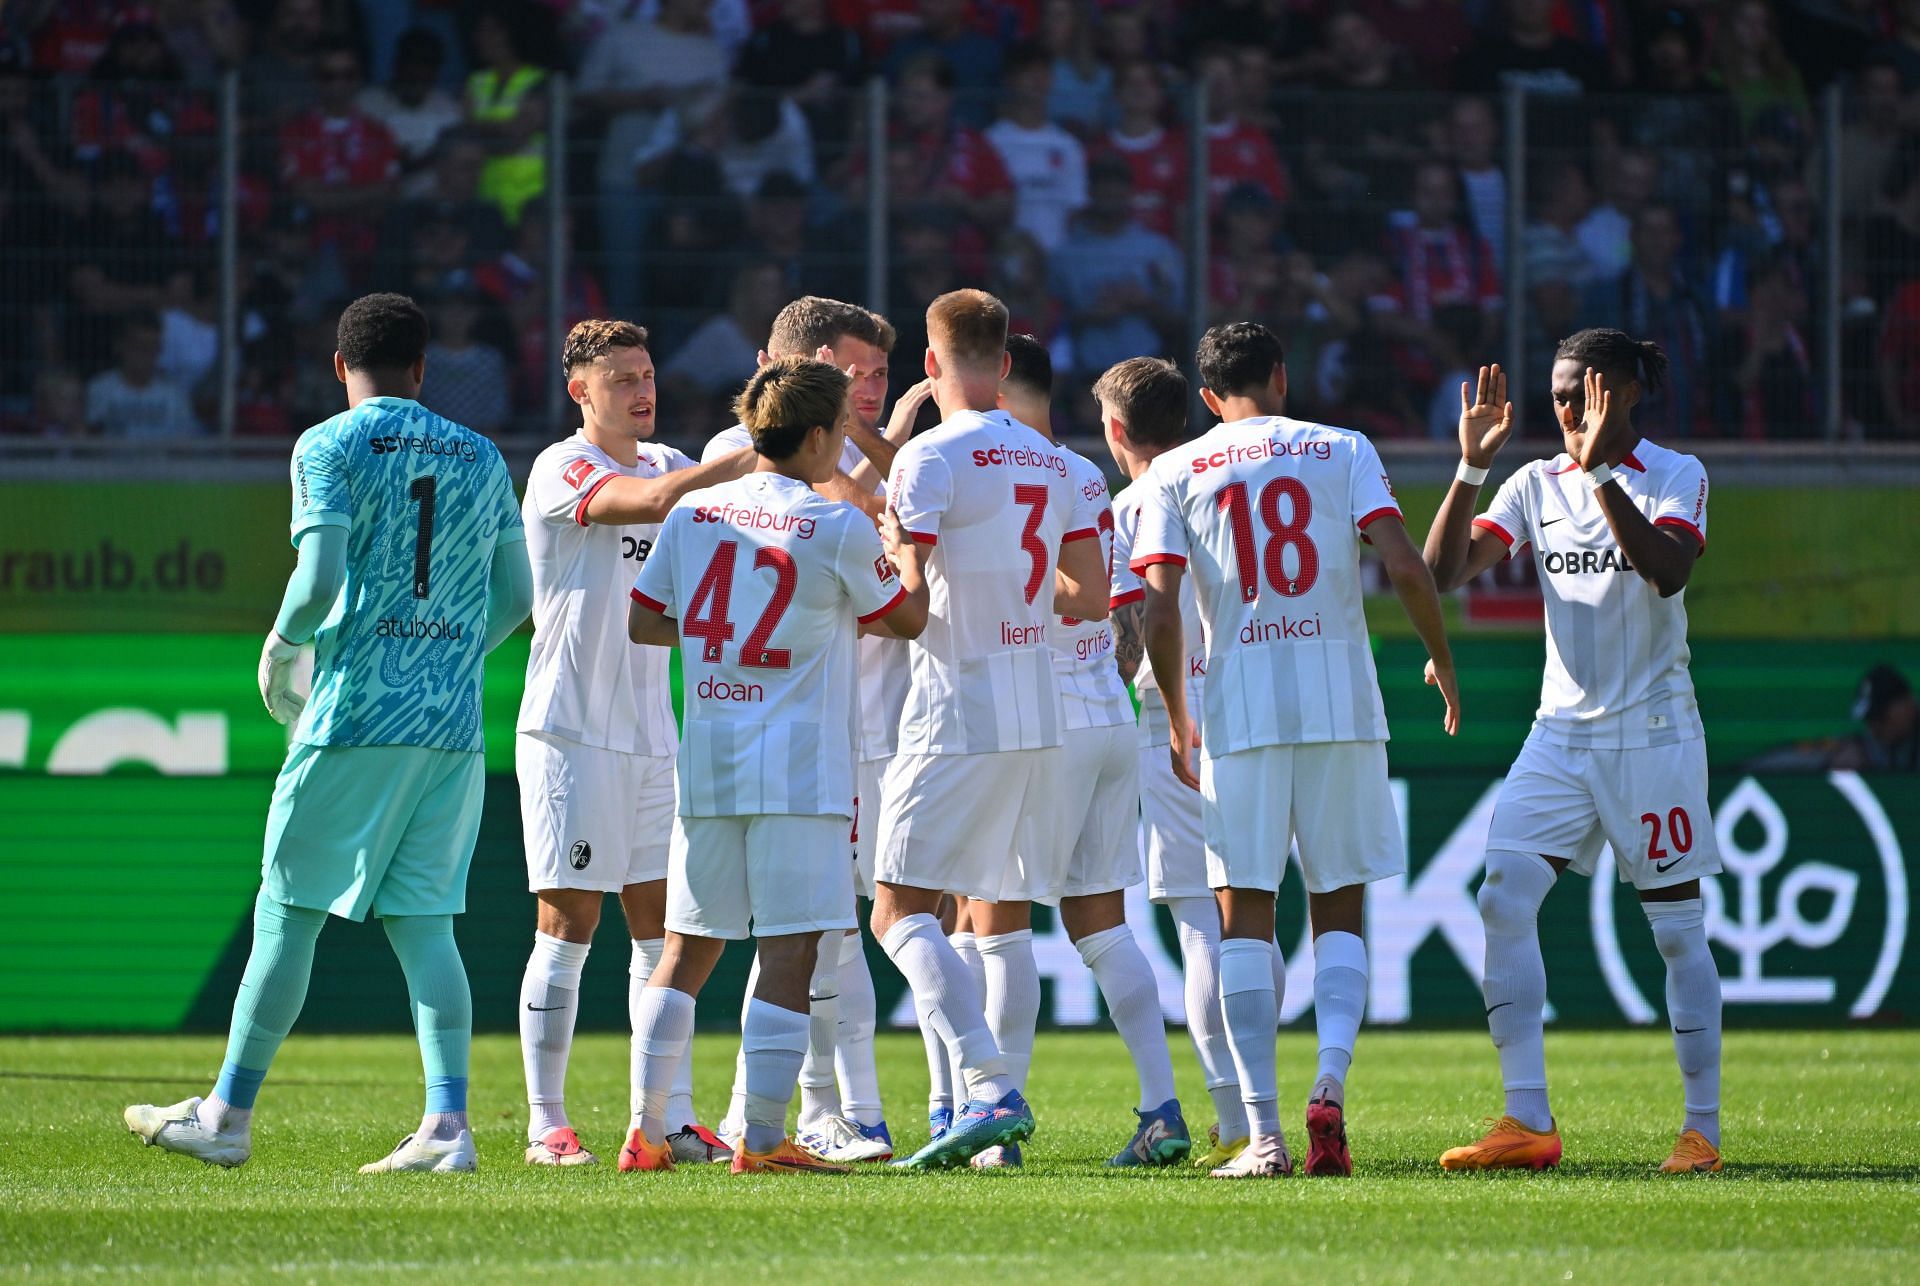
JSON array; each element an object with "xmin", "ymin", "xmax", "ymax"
[{"xmin": 1, "ymin": 72, "xmax": 1912, "ymax": 457}]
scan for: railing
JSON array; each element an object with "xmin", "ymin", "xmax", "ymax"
[{"xmin": 3, "ymin": 73, "xmax": 1916, "ymax": 468}]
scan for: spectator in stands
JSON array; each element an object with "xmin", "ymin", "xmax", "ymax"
[
  {"xmin": 1621, "ymin": 8, "xmax": 1729, "ymax": 227},
  {"xmin": 1099, "ymin": 59, "xmax": 1186, "ymax": 238},
  {"xmin": 852, "ymin": 53, "xmax": 1013, "ymax": 260},
  {"xmin": 1577, "ymin": 146, "xmax": 1657, "ymax": 281},
  {"xmin": 421, "ymin": 288, "xmax": 511, "ymax": 434},
  {"xmin": 1837, "ymin": 57, "xmax": 1908, "ymax": 233},
  {"xmin": 1038, "ymin": 0, "xmax": 1114, "ymax": 134},
  {"xmin": 1310, "ymin": 9, "xmax": 1419, "ymax": 92},
  {"xmin": 1208, "ymin": 182, "xmax": 1289, "ymax": 323},
  {"xmin": 637, "ymin": 85, "xmax": 816, "ymax": 202},
  {"xmin": 377, "ymin": 130, "xmax": 510, "ymax": 286},
  {"xmin": 1732, "ymin": 252, "xmax": 1817, "ymax": 436},
  {"xmin": 1860, "ymin": 139, "xmax": 1920, "ymax": 308},
  {"xmin": 466, "ymin": 5, "xmax": 549, "ymax": 225},
  {"xmin": 1831, "ymin": 665, "xmax": 1919, "ymax": 771},
  {"xmin": 1193, "ymin": 44, "xmax": 1291, "ymax": 214},
  {"xmin": 242, "ymin": 0, "xmax": 337, "ymax": 120},
  {"xmin": 64, "ymin": 151, "xmax": 184, "ymax": 372},
  {"xmin": 5, "ymin": 367, "xmax": 85, "ymax": 437},
  {"xmin": 1353, "ymin": 0, "xmax": 1474, "ymax": 89},
  {"xmin": 357, "ymin": 0, "xmax": 469, "ymax": 93},
  {"xmin": 72, "ymin": 20, "xmax": 216, "ymax": 178},
  {"xmin": 475, "ymin": 206, "xmax": 606, "ymax": 409},
  {"xmin": 662, "ymin": 258, "xmax": 786, "ymax": 417},
  {"xmin": 1521, "ymin": 260, "xmax": 1583, "ymax": 408},
  {"xmin": 642, "ymin": 135, "xmax": 744, "ymax": 323},
  {"xmin": 1446, "ymin": 97, "xmax": 1508, "ymax": 272},
  {"xmin": 158, "ymin": 268, "xmax": 219, "ymax": 396},
  {"xmin": 1878, "ymin": 0, "xmax": 1920, "ymax": 89},
  {"xmin": 986, "ymin": 43, "xmax": 1088, "ymax": 251},
  {"xmin": 1582, "ymin": 203, "xmax": 1710, "ymax": 437},
  {"xmin": 1456, "ymin": 0, "xmax": 1608, "ymax": 95},
  {"xmin": 26, "ymin": 0, "xmax": 119, "ymax": 77},
  {"xmin": 358, "ymin": 28, "xmax": 462, "ymax": 184},
  {"xmin": 1876, "ymin": 274, "xmax": 1920, "ymax": 434},
  {"xmin": 885, "ymin": 0, "xmax": 1005, "ymax": 125},
  {"xmin": 1096, "ymin": 3, "xmax": 1154, "ymax": 67},
  {"xmin": 84, "ymin": 311, "xmax": 202, "ymax": 437},
  {"xmin": 577, "ymin": 0, "xmax": 731, "ymax": 313},
  {"xmin": 1381, "ymin": 160, "xmax": 1503, "ymax": 366},
  {"xmin": 0, "ymin": 55, "xmax": 82, "ymax": 396},
  {"xmin": 1525, "ymin": 159, "xmax": 1603, "ymax": 287},
  {"xmin": 735, "ymin": 0, "xmax": 864, "ymax": 153},
  {"xmin": 1717, "ymin": 175, "xmax": 1821, "ymax": 334},
  {"xmin": 1710, "ymin": 0, "xmax": 1810, "ymax": 129},
  {"xmin": 1050, "ymin": 154, "xmax": 1185, "ymax": 375},
  {"xmin": 276, "ymin": 40, "xmax": 401, "ymax": 280},
  {"xmin": 994, "ymin": 226, "xmax": 1067, "ymax": 356}
]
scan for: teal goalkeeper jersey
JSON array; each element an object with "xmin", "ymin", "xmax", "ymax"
[{"xmin": 287, "ymin": 396, "xmax": 524, "ymax": 752}]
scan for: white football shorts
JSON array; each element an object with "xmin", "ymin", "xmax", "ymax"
[
  {"xmin": 666, "ymin": 812, "xmax": 858, "ymax": 940},
  {"xmin": 853, "ymin": 756, "xmax": 884, "ymax": 899},
  {"xmin": 1140, "ymin": 738, "xmax": 1208, "ymax": 902},
  {"xmin": 1486, "ymin": 729, "xmax": 1722, "ymax": 891},
  {"xmin": 518, "ymin": 731, "xmax": 675, "ymax": 893},
  {"xmin": 875, "ymin": 746, "xmax": 1063, "ymax": 902},
  {"xmin": 1037, "ymin": 721, "xmax": 1142, "ymax": 901},
  {"xmin": 1201, "ymin": 741, "xmax": 1403, "ymax": 895}
]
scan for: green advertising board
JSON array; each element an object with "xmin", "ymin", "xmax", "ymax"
[
  {"xmin": 4, "ymin": 481, "xmax": 1918, "ymax": 638},
  {"xmin": 0, "ymin": 769, "xmax": 1909, "ymax": 1034}
]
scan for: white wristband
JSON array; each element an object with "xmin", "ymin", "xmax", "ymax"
[
  {"xmin": 1584, "ymin": 463, "xmax": 1616, "ymax": 492},
  {"xmin": 1456, "ymin": 460, "xmax": 1489, "ymax": 486}
]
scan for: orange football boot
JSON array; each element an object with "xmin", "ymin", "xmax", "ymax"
[
  {"xmin": 1658, "ymin": 1129, "xmax": 1722, "ymax": 1174},
  {"xmin": 1438, "ymin": 1116, "xmax": 1563, "ymax": 1171},
  {"xmin": 731, "ymin": 1138, "xmax": 853, "ymax": 1175},
  {"xmin": 616, "ymin": 1128, "xmax": 675, "ymax": 1172}
]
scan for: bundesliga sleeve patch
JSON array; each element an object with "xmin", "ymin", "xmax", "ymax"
[
  {"xmin": 874, "ymin": 555, "xmax": 896, "ymax": 584},
  {"xmin": 562, "ymin": 458, "xmax": 598, "ymax": 490}
]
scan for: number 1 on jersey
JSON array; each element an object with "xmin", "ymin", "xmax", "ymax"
[{"xmin": 408, "ymin": 475, "xmax": 436, "ymax": 598}]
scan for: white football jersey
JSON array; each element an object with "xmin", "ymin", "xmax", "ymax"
[
  {"xmin": 1111, "ymin": 475, "xmax": 1206, "ymax": 750},
  {"xmin": 888, "ymin": 409, "xmax": 1098, "ymax": 755},
  {"xmin": 1475, "ymin": 440, "xmax": 1709, "ymax": 750},
  {"xmin": 632, "ymin": 472, "xmax": 905, "ymax": 817},
  {"xmin": 1131, "ymin": 415, "xmax": 1400, "ymax": 755},
  {"xmin": 1050, "ymin": 448, "xmax": 1133, "ymax": 731},
  {"xmin": 707, "ymin": 421, "xmax": 910, "ymax": 762},
  {"xmin": 518, "ymin": 434, "xmax": 694, "ymax": 756}
]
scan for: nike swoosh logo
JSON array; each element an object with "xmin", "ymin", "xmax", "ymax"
[
  {"xmin": 1654, "ymin": 855, "xmax": 1688, "ymax": 873},
  {"xmin": 1540, "ymin": 517, "xmax": 1565, "ymax": 527},
  {"xmin": 526, "ymin": 1003, "xmax": 567, "ymax": 1011},
  {"xmin": 1485, "ymin": 1001, "xmax": 1513, "ymax": 1017},
  {"xmin": 1674, "ymin": 1026, "xmax": 1706, "ymax": 1035}
]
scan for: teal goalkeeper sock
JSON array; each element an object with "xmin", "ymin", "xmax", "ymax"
[
  {"xmin": 212, "ymin": 891, "xmax": 328, "ymax": 1109},
  {"xmin": 382, "ymin": 914, "xmax": 472, "ymax": 1114}
]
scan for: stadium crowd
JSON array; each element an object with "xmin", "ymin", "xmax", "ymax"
[{"xmin": 4, "ymin": 0, "xmax": 1920, "ymax": 441}]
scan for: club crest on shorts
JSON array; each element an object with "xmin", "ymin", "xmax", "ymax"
[{"xmin": 568, "ymin": 840, "xmax": 592, "ymax": 870}]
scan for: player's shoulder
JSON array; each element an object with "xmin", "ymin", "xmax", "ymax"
[
  {"xmin": 294, "ymin": 406, "xmax": 362, "ymax": 456},
  {"xmin": 1060, "ymin": 441, "xmax": 1110, "ymax": 494},
  {"xmin": 1628, "ymin": 439, "xmax": 1707, "ymax": 485},
  {"xmin": 529, "ymin": 432, "xmax": 602, "ymax": 478},
  {"xmin": 636, "ymin": 439, "xmax": 696, "ymax": 474},
  {"xmin": 702, "ymin": 422, "xmax": 753, "ymax": 462},
  {"xmin": 1110, "ymin": 475, "xmax": 1147, "ymax": 520}
]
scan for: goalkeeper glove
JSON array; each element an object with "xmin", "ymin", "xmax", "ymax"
[{"xmin": 258, "ymin": 630, "xmax": 306, "ymax": 725}]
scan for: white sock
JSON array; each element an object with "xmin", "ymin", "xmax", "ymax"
[
  {"xmin": 631, "ymin": 937, "xmax": 697, "ymax": 1129},
  {"xmin": 197, "ymin": 1095, "xmax": 249, "ymax": 1134},
  {"xmin": 977, "ymin": 929, "xmax": 1040, "ymax": 1095},
  {"xmin": 917, "ymin": 988, "xmax": 955, "ymax": 1114},
  {"xmin": 1478, "ymin": 852, "xmax": 1557, "ymax": 1132},
  {"xmin": 1219, "ymin": 936, "xmax": 1282, "ymax": 1141},
  {"xmin": 520, "ymin": 931, "xmax": 590, "ymax": 1141},
  {"xmin": 420, "ymin": 1112, "xmax": 468, "ymax": 1142},
  {"xmin": 1169, "ymin": 897, "xmax": 1246, "ymax": 1139},
  {"xmin": 882, "ymin": 914, "xmax": 1013, "ymax": 1103},
  {"xmin": 1311, "ymin": 930, "xmax": 1367, "ymax": 1106},
  {"xmin": 948, "ymin": 931, "xmax": 985, "ymax": 1099},
  {"xmin": 742, "ymin": 997, "xmax": 809, "ymax": 1153},
  {"xmin": 835, "ymin": 930, "xmax": 884, "ymax": 1127},
  {"xmin": 1645, "ymin": 899, "xmax": 1722, "ymax": 1147},
  {"xmin": 1076, "ymin": 923, "xmax": 1177, "ymax": 1111},
  {"xmin": 630, "ymin": 985, "xmax": 695, "ymax": 1143},
  {"xmin": 798, "ymin": 942, "xmax": 842, "ymax": 1127},
  {"xmin": 723, "ymin": 952, "xmax": 759, "ymax": 1136}
]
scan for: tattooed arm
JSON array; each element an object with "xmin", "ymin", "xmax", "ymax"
[{"xmin": 1111, "ymin": 596, "xmax": 1146, "ymax": 685}]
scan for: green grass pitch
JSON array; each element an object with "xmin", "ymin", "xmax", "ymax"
[{"xmin": 4, "ymin": 1030, "xmax": 1917, "ymax": 1281}]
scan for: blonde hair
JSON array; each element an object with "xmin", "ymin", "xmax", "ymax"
[
  {"xmin": 562, "ymin": 318, "xmax": 648, "ymax": 374},
  {"xmin": 734, "ymin": 356, "xmax": 851, "ymax": 459},
  {"xmin": 926, "ymin": 289, "xmax": 1009, "ymax": 373}
]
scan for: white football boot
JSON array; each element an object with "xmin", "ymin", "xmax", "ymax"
[
  {"xmin": 124, "ymin": 1097, "xmax": 251, "ymax": 1168},
  {"xmin": 358, "ymin": 1128, "xmax": 478, "ymax": 1174},
  {"xmin": 794, "ymin": 1114, "xmax": 894, "ymax": 1163}
]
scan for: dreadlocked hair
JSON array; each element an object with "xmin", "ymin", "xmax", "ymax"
[{"xmin": 1554, "ymin": 327, "xmax": 1668, "ymax": 394}]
